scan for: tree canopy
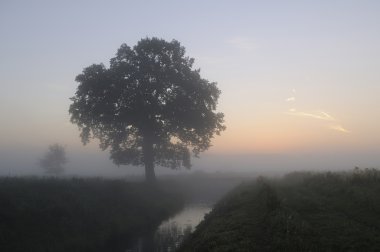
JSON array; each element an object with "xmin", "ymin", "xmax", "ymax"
[
  {"xmin": 39, "ymin": 144, "xmax": 67, "ymax": 175},
  {"xmin": 69, "ymin": 38, "xmax": 225, "ymax": 182}
]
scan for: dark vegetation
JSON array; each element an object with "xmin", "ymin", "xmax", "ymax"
[
  {"xmin": 69, "ymin": 37, "xmax": 225, "ymax": 183},
  {"xmin": 39, "ymin": 144, "xmax": 67, "ymax": 175},
  {"xmin": 180, "ymin": 168, "xmax": 380, "ymax": 252},
  {"xmin": 2, "ymin": 169, "xmax": 380, "ymax": 251},
  {"xmin": 0, "ymin": 177, "xmax": 183, "ymax": 252}
]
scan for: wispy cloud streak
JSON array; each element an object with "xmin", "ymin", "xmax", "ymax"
[
  {"xmin": 330, "ymin": 125, "xmax": 350, "ymax": 133},
  {"xmin": 286, "ymin": 97, "xmax": 295, "ymax": 102},
  {"xmin": 286, "ymin": 110, "xmax": 335, "ymax": 121},
  {"xmin": 284, "ymin": 89, "xmax": 350, "ymax": 134}
]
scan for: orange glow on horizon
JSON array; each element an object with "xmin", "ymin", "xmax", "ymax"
[{"xmin": 209, "ymin": 112, "xmax": 358, "ymax": 155}]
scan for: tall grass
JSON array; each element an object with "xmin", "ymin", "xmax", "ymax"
[{"xmin": 180, "ymin": 168, "xmax": 380, "ymax": 251}]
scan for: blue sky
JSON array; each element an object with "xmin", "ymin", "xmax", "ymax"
[{"xmin": 1, "ymin": 1, "xmax": 380, "ymax": 176}]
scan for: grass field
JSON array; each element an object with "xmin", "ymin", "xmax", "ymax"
[
  {"xmin": 180, "ymin": 168, "xmax": 380, "ymax": 252},
  {"xmin": 0, "ymin": 177, "xmax": 183, "ymax": 252}
]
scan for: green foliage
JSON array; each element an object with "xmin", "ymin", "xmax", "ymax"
[
  {"xmin": 180, "ymin": 168, "xmax": 380, "ymax": 251},
  {"xmin": 0, "ymin": 177, "xmax": 183, "ymax": 252}
]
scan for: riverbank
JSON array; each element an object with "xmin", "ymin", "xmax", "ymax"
[
  {"xmin": 127, "ymin": 172, "xmax": 248, "ymax": 251},
  {"xmin": 0, "ymin": 177, "xmax": 184, "ymax": 252},
  {"xmin": 180, "ymin": 168, "xmax": 380, "ymax": 251}
]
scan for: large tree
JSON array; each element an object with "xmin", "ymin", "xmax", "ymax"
[{"xmin": 69, "ymin": 38, "xmax": 225, "ymax": 183}]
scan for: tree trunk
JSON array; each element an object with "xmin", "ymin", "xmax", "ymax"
[{"xmin": 143, "ymin": 136, "xmax": 156, "ymax": 183}]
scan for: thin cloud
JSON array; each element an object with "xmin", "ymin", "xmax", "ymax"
[
  {"xmin": 319, "ymin": 111, "xmax": 334, "ymax": 120},
  {"xmin": 286, "ymin": 97, "xmax": 295, "ymax": 102},
  {"xmin": 286, "ymin": 110, "xmax": 336, "ymax": 121},
  {"xmin": 227, "ymin": 37, "xmax": 257, "ymax": 52},
  {"xmin": 287, "ymin": 110, "xmax": 351, "ymax": 133},
  {"xmin": 284, "ymin": 89, "xmax": 350, "ymax": 134},
  {"xmin": 330, "ymin": 125, "xmax": 350, "ymax": 133}
]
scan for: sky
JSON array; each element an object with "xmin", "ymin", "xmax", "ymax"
[{"xmin": 1, "ymin": 0, "xmax": 379, "ymax": 176}]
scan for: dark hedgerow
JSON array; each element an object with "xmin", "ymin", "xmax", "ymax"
[{"xmin": 0, "ymin": 177, "xmax": 183, "ymax": 252}]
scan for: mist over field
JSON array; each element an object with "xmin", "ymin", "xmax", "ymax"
[
  {"xmin": 1, "ymin": 147, "xmax": 380, "ymax": 177},
  {"xmin": 1, "ymin": 1, "xmax": 380, "ymax": 251}
]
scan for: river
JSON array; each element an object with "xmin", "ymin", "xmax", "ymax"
[
  {"xmin": 124, "ymin": 174, "xmax": 245, "ymax": 251},
  {"xmin": 125, "ymin": 202, "xmax": 213, "ymax": 252}
]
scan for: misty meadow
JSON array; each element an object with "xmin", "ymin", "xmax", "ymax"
[{"xmin": 1, "ymin": 1, "xmax": 380, "ymax": 251}]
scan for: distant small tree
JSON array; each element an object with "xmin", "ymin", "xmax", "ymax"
[{"xmin": 39, "ymin": 144, "xmax": 67, "ymax": 175}]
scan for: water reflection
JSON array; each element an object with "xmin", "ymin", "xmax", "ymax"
[
  {"xmin": 155, "ymin": 203, "xmax": 211, "ymax": 251},
  {"xmin": 126, "ymin": 203, "xmax": 212, "ymax": 252}
]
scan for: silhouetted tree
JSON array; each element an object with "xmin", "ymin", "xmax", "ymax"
[
  {"xmin": 69, "ymin": 38, "xmax": 225, "ymax": 183},
  {"xmin": 39, "ymin": 144, "xmax": 67, "ymax": 175}
]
